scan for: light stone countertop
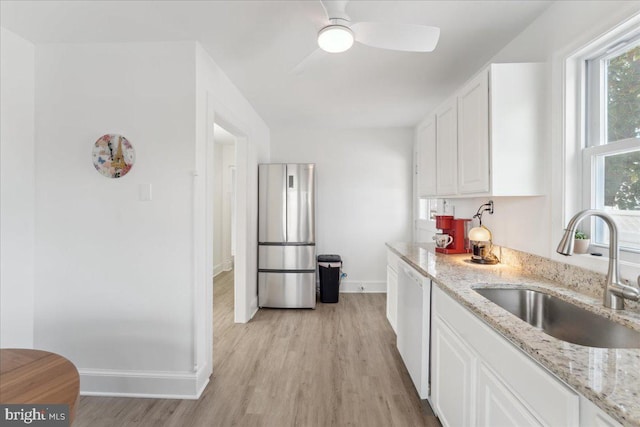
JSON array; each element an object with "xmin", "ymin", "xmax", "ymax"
[{"xmin": 386, "ymin": 242, "xmax": 640, "ymax": 427}]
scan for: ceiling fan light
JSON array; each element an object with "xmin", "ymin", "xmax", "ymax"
[{"xmin": 318, "ymin": 25, "xmax": 354, "ymax": 53}]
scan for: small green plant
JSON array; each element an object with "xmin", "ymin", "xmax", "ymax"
[{"xmin": 575, "ymin": 231, "xmax": 589, "ymax": 240}]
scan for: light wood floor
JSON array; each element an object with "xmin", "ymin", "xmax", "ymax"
[{"xmin": 74, "ymin": 271, "xmax": 440, "ymax": 426}]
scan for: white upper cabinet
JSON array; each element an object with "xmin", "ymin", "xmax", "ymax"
[
  {"xmin": 416, "ymin": 62, "xmax": 546, "ymax": 197},
  {"xmin": 435, "ymin": 97, "xmax": 458, "ymax": 196},
  {"xmin": 416, "ymin": 116, "xmax": 437, "ymax": 198},
  {"xmin": 458, "ymin": 68, "xmax": 490, "ymax": 194},
  {"xmin": 488, "ymin": 63, "xmax": 546, "ymax": 196}
]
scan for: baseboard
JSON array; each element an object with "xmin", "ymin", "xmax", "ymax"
[
  {"xmin": 213, "ymin": 263, "xmax": 223, "ymax": 277},
  {"xmin": 195, "ymin": 364, "xmax": 211, "ymax": 398},
  {"xmin": 340, "ymin": 280, "xmax": 386, "ymax": 293},
  {"xmin": 213, "ymin": 261, "xmax": 233, "ymax": 278},
  {"xmin": 249, "ymin": 296, "xmax": 259, "ymax": 320},
  {"xmin": 79, "ymin": 364, "xmax": 210, "ymax": 399}
]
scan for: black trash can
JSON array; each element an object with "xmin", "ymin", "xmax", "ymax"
[{"xmin": 318, "ymin": 255, "xmax": 342, "ymax": 303}]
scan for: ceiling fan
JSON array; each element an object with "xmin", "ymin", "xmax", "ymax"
[{"xmin": 293, "ymin": 0, "xmax": 440, "ymax": 73}]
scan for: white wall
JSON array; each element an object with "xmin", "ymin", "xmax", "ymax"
[
  {"xmin": 34, "ymin": 41, "xmax": 201, "ymax": 396},
  {"xmin": 435, "ymin": 1, "xmax": 640, "ymax": 280},
  {"xmin": 213, "ymin": 142, "xmax": 224, "ymax": 273},
  {"xmin": 31, "ymin": 40, "xmax": 270, "ymax": 398},
  {"xmin": 271, "ymin": 128, "xmax": 413, "ymax": 292},
  {"xmin": 212, "ymin": 140, "xmax": 235, "ymax": 276},
  {"xmin": 221, "ymin": 144, "xmax": 235, "ymax": 267},
  {"xmin": 194, "ymin": 43, "xmax": 270, "ymax": 386},
  {"xmin": 0, "ymin": 27, "xmax": 35, "ymax": 348}
]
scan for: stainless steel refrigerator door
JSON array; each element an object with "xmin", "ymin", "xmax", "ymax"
[
  {"xmin": 286, "ymin": 164, "xmax": 315, "ymax": 243},
  {"xmin": 258, "ymin": 245, "xmax": 316, "ymax": 271},
  {"xmin": 258, "ymin": 272, "xmax": 316, "ymax": 308},
  {"xmin": 258, "ymin": 164, "xmax": 287, "ymax": 243}
]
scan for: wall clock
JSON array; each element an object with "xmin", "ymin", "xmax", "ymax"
[{"xmin": 92, "ymin": 134, "xmax": 135, "ymax": 178}]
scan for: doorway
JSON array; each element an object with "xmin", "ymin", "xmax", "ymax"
[
  {"xmin": 211, "ymin": 122, "xmax": 238, "ymax": 363},
  {"xmin": 212, "ymin": 123, "xmax": 236, "ymax": 278},
  {"xmin": 202, "ymin": 100, "xmax": 253, "ymax": 379}
]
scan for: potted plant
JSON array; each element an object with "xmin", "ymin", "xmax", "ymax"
[{"xmin": 574, "ymin": 231, "xmax": 590, "ymax": 254}]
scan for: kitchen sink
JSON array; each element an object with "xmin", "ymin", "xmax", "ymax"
[{"xmin": 474, "ymin": 288, "xmax": 640, "ymax": 349}]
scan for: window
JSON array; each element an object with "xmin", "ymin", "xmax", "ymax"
[
  {"xmin": 415, "ymin": 198, "xmax": 439, "ymax": 242},
  {"xmin": 583, "ymin": 33, "xmax": 640, "ymax": 253},
  {"xmin": 417, "ymin": 198, "xmax": 438, "ymax": 222}
]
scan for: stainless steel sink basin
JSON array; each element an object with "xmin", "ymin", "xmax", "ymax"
[{"xmin": 474, "ymin": 288, "xmax": 640, "ymax": 349}]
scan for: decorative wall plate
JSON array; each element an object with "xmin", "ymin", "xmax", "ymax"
[{"xmin": 92, "ymin": 134, "xmax": 135, "ymax": 178}]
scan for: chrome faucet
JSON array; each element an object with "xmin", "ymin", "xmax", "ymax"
[{"xmin": 557, "ymin": 209, "xmax": 640, "ymax": 310}]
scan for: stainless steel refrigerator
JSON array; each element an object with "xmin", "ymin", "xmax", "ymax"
[{"xmin": 258, "ymin": 163, "xmax": 316, "ymax": 308}]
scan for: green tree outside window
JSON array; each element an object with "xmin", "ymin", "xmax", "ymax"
[{"xmin": 604, "ymin": 45, "xmax": 640, "ymax": 210}]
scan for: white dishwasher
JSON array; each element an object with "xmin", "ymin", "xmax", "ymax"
[{"xmin": 397, "ymin": 259, "xmax": 431, "ymax": 400}]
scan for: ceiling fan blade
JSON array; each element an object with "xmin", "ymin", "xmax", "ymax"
[
  {"xmin": 291, "ymin": 48, "xmax": 327, "ymax": 75},
  {"xmin": 351, "ymin": 22, "xmax": 440, "ymax": 52},
  {"xmin": 320, "ymin": 0, "xmax": 350, "ymax": 21}
]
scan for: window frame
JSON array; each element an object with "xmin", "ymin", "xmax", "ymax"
[
  {"xmin": 582, "ymin": 139, "xmax": 640, "ymax": 254},
  {"xmin": 569, "ymin": 18, "xmax": 640, "ymax": 265},
  {"xmin": 585, "ymin": 35, "xmax": 640, "ymax": 148}
]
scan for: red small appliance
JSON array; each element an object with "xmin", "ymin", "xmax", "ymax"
[{"xmin": 434, "ymin": 215, "xmax": 471, "ymax": 254}]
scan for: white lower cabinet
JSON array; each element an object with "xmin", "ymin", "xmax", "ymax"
[
  {"xmin": 476, "ymin": 362, "xmax": 541, "ymax": 427},
  {"xmin": 579, "ymin": 396, "xmax": 622, "ymax": 427},
  {"xmin": 431, "ymin": 285, "xmax": 581, "ymax": 427},
  {"xmin": 432, "ymin": 316, "xmax": 475, "ymax": 427}
]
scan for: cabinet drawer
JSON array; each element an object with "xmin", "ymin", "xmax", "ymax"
[
  {"xmin": 433, "ymin": 286, "xmax": 579, "ymax": 427},
  {"xmin": 259, "ymin": 245, "xmax": 316, "ymax": 270}
]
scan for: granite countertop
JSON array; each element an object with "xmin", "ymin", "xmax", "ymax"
[{"xmin": 386, "ymin": 242, "xmax": 640, "ymax": 427}]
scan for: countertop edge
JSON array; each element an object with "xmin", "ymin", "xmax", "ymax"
[{"xmin": 385, "ymin": 242, "xmax": 640, "ymax": 427}]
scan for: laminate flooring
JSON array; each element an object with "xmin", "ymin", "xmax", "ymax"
[{"xmin": 74, "ymin": 271, "xmax": 441, "ymax": 427}]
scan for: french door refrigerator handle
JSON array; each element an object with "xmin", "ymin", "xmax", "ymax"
[{"xmin": 282, "ymin": 166, "xmax": 288, "ymax": 242}]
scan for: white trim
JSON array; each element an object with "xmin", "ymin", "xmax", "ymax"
[
  {"xmin": 195, "ymin": 364, "xmax": 210, "ymax": 398},
  {"xmin": 204, "ymin": 92, "xmax": 216, "ymax": 376},
  {"xmin": 553, "ymin": 11, "xmax": 640, "ymax": 280},
  {"xmin": 79, "ymin": 365, "xmax": 210, "ymax": 399},
  {"xmin": 212, "ymin": 263, "xmax": 224, "ymax": 277},
  {"xmin": 212, "ymin": 261, "xmax": 233, "ymax": 278},
  {"xmin": 249, "ymin": 301, "xmax": 259, "ymax": 320},
  {"xmin": 339, "ymin": 280, "xmax": 386, "ymax": 293},
  {"xmin": 233, "ymin": 136, "xmax": 250, "ymax": 323}
]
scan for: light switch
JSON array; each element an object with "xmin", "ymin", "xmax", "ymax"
[{"xmin": 139, "ymin": 183, "xmax": 152, "ymax": 201}]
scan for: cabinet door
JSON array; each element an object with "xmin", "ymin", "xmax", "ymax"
[
  {"xmin": 579, "ymin": 396, "xmax": 622, "ymax": 427},
  {"xmin": 416, "ymin": 117, "xmax": 437, "ymax": 197},
  {"xmin": 457, "ymin": 69, "xmax": 490, "ymax": 194},
  {"xmin": 432, "ymin": 316, "xmax": 476, "ymax": 427},
  {"xmin": 386, "ymin": 265, "xmax": 398, "ymax": 333},
  {"xmin": 435, "ymin": 98, "xmax": 458, "ymax": 196},
  {"xmin": 476, "ymin": 362, "xmax": 541, "ymax": 427}
]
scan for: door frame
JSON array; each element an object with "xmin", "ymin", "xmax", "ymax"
[{"xmin": 201, "ymin": 92, "xmax": 252, "ymax": 377}]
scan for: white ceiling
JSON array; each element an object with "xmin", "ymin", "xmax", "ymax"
[{"xmin": 0, "ymin": 0, "xmax": 553, "ymax": 130}]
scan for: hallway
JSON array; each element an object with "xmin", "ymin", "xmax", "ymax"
[{"xmin": 75, "ymin": 272, "xmax": 439, "ymax": 426}]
